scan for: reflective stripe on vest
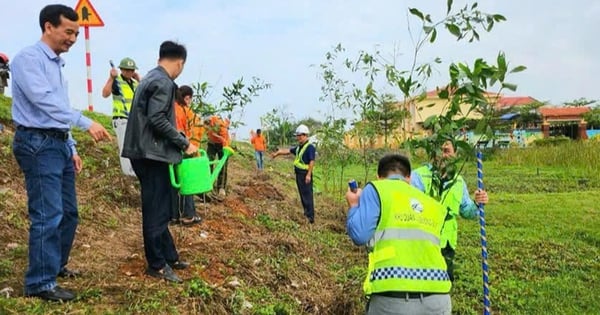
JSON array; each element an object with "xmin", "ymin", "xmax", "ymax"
[
  {"xmin": 112, "ymin": 76, "xmax": 137, "ymax": 117},
  {"xmin": 414, "ymin": 166, "xmax": 464, "ymax": 249},
  {"xmin": 363, "ymin": 179, "xmax": 451, "ymax": 295},
  {"xmin": 293, "ymin": 142, "xmax": 312, "ymax": 170},
  {"xmin": 371, "ymin": 228, "xmax": 440, "ymax": 247}
]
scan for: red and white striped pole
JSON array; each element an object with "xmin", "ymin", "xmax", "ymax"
[{"xmin": 84, "ymin": 25, "xmax": 93, "ymax": 112}]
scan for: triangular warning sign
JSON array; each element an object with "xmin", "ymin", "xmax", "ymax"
[{"xmin": 74, "ymin": 0, "xmax": 104, "ymax": 27}]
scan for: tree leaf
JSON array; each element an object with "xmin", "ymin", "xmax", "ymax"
[
  {"xmin": 446, "ymin": 23, "xmax": 461, "ymax": 38},
  {"xmin": 502, "ymin": 82, "xmax": 518, "ymax": 91},
  {"xmin": 510, "ymin": 65, "xmax": 527, "ymax": 73},
  {"xmin": 430, "ymin": 28, "xmax": 438, "ymax": 43},
  {"xmin": 447, "ymin": 0, "xmax": 453, "ymax": 14},
  {"xmin": 493, "ymin": 14, "xmax": 506, "ymax": 22},
  {"xmin": 409, "ymin": 8, "xmax": 425, "ymax": 20}
]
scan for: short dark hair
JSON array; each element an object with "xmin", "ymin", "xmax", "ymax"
[
  {"xmin": 175, "ymin": 85, "xmax": 193, "ymax": 104},
  {"xmin": 256, "ymin": 129, "xmax": 262, "ymax": 134},
  {"xmin": 377, "ymin": 154, "xmax": 411, "ymax": 178},
  {"xmin": 159, "ymin": 41, "xmax": 187, "ymax": 62},
  {"xmin": 39, "ymin": 4, "xmax": 78, "ymax": 33}
]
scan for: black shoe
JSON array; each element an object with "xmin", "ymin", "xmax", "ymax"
[
  {"xmin": 168, "ymin": 260, "xmax": 190, "ymax": 270},
  {"xmin": 26, "ymin": 286, "xmax": 76, "ymax": 301},
  {"xmin": 58, "ymin": 267, "xmax": 81, "ymax": 278},
  {"xmin": 146, "ymin": 265, "xmax": 182, "ymax": 283}
]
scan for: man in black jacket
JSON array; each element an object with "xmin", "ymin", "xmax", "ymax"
[{"xmin": 122, "ymin": 41, "xmax": 197, "ymax": 283}]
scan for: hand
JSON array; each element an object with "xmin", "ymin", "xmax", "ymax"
[
  {"xmin": 474, "ymin": 189, "xmax": 488, "ymax": 205},
  {"xmin": 184, "ymin": 142, "xmax": 198, "ymax": 155},
  {"xmin": 109, "ymin": 68, "xmax": 118, "ymax": 79},
  {"xmin": 132, "ymin": 72, "xmax": 141, "ymax": 81},
  {"xmin": 345, "ymin": 187, "xmax": 362, "ymax": 208},
  {"xmin": 88, "ymin": 121, "xmax": 111, "ymax": 142},
  {"xmin": 305, "ymin": 173, "xmax": 312, "ymax": 184},
  {"xmin": 270, "ymin": 152, "xmax": 277, "ymax": 159},
  {"xmin": 72, "ymin": 154, "xmax": 83, "ymax": 173}
]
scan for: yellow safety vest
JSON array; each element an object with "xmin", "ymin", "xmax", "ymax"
[
  {"xmin": 112, "ymin": 76, "xmax": 137, "ymax": 118},
  {"xmin": 414, "ymin": 166, "xmax": 464, "ymax": 250},
  {"xmin": 364, "ymin": 179, "xmax": 451, "ymax": 295},
  {"xmin": 293, "ymin": 142, "xmax": 312, "ymax": 170}
]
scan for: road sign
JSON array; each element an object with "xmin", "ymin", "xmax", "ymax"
[{"xmin": 74, "ymin": 0, "xmax": 104, "ymax": 27}]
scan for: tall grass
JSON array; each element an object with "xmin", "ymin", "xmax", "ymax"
[{"xmin": 494, "ymin": 141, "xmax": 600, "ymax": 175}]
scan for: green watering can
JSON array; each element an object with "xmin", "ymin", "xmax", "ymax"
[{"xmin": 169, "ymin": 146, "xmax": 235, "ymax": 195}]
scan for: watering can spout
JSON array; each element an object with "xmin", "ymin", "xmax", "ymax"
[{"xmin": 209, "ymin": 146, "xmax": 235, "ymax": 185}]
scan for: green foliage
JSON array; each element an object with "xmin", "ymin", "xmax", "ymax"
[
  {"xmin": 532, "ymin": 136, "xmax": 571, "ymax": 147},
  {"xmin": 188, "ymin": 77, "xmax": 271, "ymax": 132},
  {"xmin": 0, "ymin": 95, "xmax": 11, "ymax": 124},
  {"xmin": 260, "ymin": 106, "xmax": 296, "ymax": 148},
  {"xmin": 583, "ymin": 106, "xmax": 600, "ymax": 128},
  {"xmin": 563, "ymin": 97, "xmax": 598, "ymax": 107},
  {"xmin": 185, "ymin": 278, "xmax": 214, "ymax": 299}
]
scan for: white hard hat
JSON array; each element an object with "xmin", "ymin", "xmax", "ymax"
[{"xmin": 295, "ymin": 124, "xmax": 310, "ymax": 135}]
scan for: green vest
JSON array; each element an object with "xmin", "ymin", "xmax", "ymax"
[
  {"xmin": 293, "ymin": 142, "xmax": 312, "ymax": 170},
  {"xmin": 112, "ymin": 76, "xmax": 137, "ymax": 118},
  {"xmin": 363, "ymin": 179, "xmax": 451, "ymax": 295},
  {"xmin": 414, "ymin": 166, "xmax": 464, "ymax": 250}
]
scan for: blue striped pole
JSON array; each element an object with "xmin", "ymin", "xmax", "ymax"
[{"xmin": 477, "ymin": 150, "xmax": 491, "ymax": 315}]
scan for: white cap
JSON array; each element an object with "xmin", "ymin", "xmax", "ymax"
[{"xmin": 295, "ymin": 124, "xmax": 310, "ymax": 135}]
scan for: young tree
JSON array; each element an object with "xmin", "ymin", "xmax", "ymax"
[{"xmin": 260, "ymin": 106, "xmax": 295, "ymax": 148}]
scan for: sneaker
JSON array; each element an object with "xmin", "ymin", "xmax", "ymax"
[
  {"xmin": 218, "ymin": 188, "xmax": 226, "ymax": 196},
  {"xmin": 145, "ymin": 265, "xmax": 182, "ymax": 283}
]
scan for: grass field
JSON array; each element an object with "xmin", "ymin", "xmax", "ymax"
[{"xmin": 0, "ymin": 94, "xmax": 599, "ymax": 314}]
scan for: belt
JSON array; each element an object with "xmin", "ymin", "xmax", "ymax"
[
  {"xmin": 112, "ymin": 116, "xmax": 128, "ymax": 120},
  {"xmin": 374, "ymin": 292, "xmax": 435, "ymax": 299},
  {"xmin": 17, "ymin": 126, "xmax": 69, "ymax": 141}
]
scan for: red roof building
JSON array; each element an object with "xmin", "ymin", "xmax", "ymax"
[
  {"xmin": 496, "ymin": 96, "xmax": 538, "ymax": 108},
  {"xmin": 539, "ymin": 107, "xmax": 590, "ymax": 122}
]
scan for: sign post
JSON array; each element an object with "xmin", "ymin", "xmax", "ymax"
[{"xmin": 74, "ymin": 0, "xmax": 104, "ymax": 112}]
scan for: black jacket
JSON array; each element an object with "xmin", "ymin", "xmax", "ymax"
[{"xmin": 122, "ymin": 66, "xmax": 189, "ymax": 163}]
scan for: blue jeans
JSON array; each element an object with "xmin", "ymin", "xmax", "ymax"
[
  {"xmin": 13, "ymin": 129, "xmax": 78, "ymax": 294},
  {"xmin": 254, "ymin": 150, "xmax": 264, "ymax": 170}
]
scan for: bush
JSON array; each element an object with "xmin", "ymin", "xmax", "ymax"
[{"xmin": 532, "ymin": 136, "xmax": 571, "ymax": 147}]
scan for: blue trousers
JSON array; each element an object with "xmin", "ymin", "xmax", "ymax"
[
  {"xmin": 295, "ymin": 170, "xmax": 314, "ymax": 222},
  {"xmin": 131, "ymin": 159, "xmax": 180, "ymax": 270},
  {"xmin": 13, "ymin": 129, "xmax": 78, "ymax": 294},
  {"xmin": 254, "ymin": 150, "xmax": 264, "ymax": 170}
]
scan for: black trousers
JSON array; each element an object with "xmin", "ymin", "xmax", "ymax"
[
  {"xmin": 131, "ymin": 158, "xmax": 179, "ymax": 270},
  {"xmin": 295, "ymin": 169, "xmax": 314, "ymax": 221},
  {"xmin": 441, "ymin": 244, "xmax": 456, "ymax": 282},
  {"xmin": 207, "ymin": 142, "xmax": 228, "ymax": 190}
]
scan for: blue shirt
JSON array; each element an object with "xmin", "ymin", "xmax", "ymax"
[
  {"xmin": 290, "ymin": 141, "xmax": 316, "ymax": 171},
  {"xmin": 11, "ymin": 41, "xmax": 92, "ymax": 154},
  {"xmin": 346, "ymin": 175, "xmax": 405, "ymax": 246},
  {"xmin": 410, "ymin": 166, "xmax": 478, "ymax": 219}
]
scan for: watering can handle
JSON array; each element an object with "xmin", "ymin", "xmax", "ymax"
[{"xmin": 169, "ymin": 164, "xmax": 180, "ymax": 188}]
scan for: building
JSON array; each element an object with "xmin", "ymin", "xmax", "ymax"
[{"xmin": 344, "ymin": 88, "xmax": 539, "ymax": 149}]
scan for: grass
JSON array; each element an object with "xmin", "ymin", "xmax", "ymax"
[{"xmin": 1, "ymin": 96, "xmax": 599, "ymax": 314}]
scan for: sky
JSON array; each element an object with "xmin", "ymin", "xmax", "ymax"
[{"xmin": 1, "ymin": 0, "xmax": 599, "ymax": 139}]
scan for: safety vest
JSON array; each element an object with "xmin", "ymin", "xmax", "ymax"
[
  {"xmin": 414, "ymin": 166, "xmax": 464, "ymax": 250},
  {"xmin": 364, "ymin": 179, "xmax": 451, "ymax": 295},
  {"xmin": 112, "ymin": 76, "xmax": 137, "ymax": 118},
  {"xmin": 293, "ymin": 141, "xmax": 313, "ymax": 170}
]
